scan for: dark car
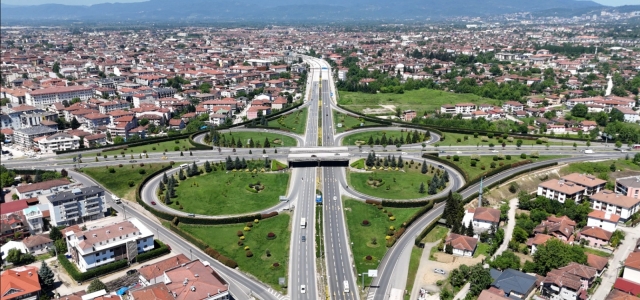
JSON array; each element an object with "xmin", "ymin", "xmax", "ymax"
[
  {"xmin": 151, "ymin": 201, "xmax": 156, "ymax": 205},
  {"xmin": 301, "ymin": 235, "xmax": 306, "ymax": 242},
  {"xmin": 126, "ymin": 269, "xmax": 137, "ymax": 275}
]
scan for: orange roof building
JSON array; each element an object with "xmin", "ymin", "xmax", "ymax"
[{"xmin": 0, "ymin": 266, "xmax": 41, "ymax": 300}]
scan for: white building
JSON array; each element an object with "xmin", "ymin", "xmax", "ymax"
[
  {"xmin": 40, "ymin": 186, "xmax": 107, "ymax": 227},
  {"xmin": 25, "ymin": 86, "xmax": 94, "ymax": 108},
  {"xmin": 22, "ymin": 206, "xmax": 44, "ymax": 234},
  {"xmin": 35, "ymin": 132, "xmax": 80, "ymax": 154},
  {"xmin": 15, "ymin": 178, "xmax": 72, "ymax": 199},
  {"xmin": 623, "ymin": 252, "xmax": 640, "ymax": 284},
  {"xmin": 66, "ymin": 218, "xmax": 154, "ymax": 272},
  {"xmin": 13, "ymin": 126, "xmax": 58, "ymax": 150},
  {"xmin": 586, "ymin": 210, "xmax": 619, "ymax": 232},
  {"xmin": 537, "ymin": 179, "xmax": 585, "ymax": 203},
  {"xmin": 461, "ymin": 207, "xmax": 501, "ymax": 234},
  {"xmin": 589, "ymin": 190, "xmax": 640, "ymax": 222}
]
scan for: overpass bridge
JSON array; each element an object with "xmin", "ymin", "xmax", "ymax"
[{"xmin": 287, "ymin": 147, "xmax": 351, "ymax": 167}]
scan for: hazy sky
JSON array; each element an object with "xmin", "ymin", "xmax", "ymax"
[{"xmin": 1, "ymin": 0, "xmax": 638, "ymax": 5}]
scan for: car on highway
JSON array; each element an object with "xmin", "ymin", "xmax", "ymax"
[
  {"xmin": 439, "ymin": 150, "xmax": 445, "ymax": 153},
  {"xmin": 113, "ymin": 194, "xmax": 121, "ymax": 204},
  {"xmin": 401, "ymin": 152, "xmax": 407, "ymax": 155},
  {"xmin": 491, "ymin": 150, "xmax": 499, "ymax": 153},
  {"xmin": 333, "ymin": 196, "xmax": 337, "ymax": 201},
  {"xmin": 301, "ymin": 235, "xmax": 306, "ymax": 242},
  {"xmin": 151, "ymin": 201, "xmax": 156, "ymax": 205},
  {"xmin": 262, "ymin": 154, "xmax": 269, "ymax": 158},
  {"xmin": 130, "ymin": 160, "xmax": 137, "ymax": 163},
  {"xmin": 434, "ymin": 268, "xmax": 446, "ymax": 275},
  {"xmin": 300, "ymin": 285, "xmax": 306, "ymax": 294},
  {"xmin": 437, "ymin": 165, "xmax": 444, "ymax": 169}
]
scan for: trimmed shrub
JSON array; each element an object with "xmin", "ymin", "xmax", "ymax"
[
  {"xmin": 365, "ymin": 255, "xmax": 373, "ymax": 261},
  {"xmin": 237, "ymin": 231, "xmax": 244, "ymax": 237},
  {"xmin": 273, "ymin": 262, "xmax": 280, "ymax": 267},
  {"xmin": 136, "ymin": 240, "xmax": 170, "ymax": 263},
  {"xmin": 246, "ymin": 251, "xmax": 253, "ymax": 257},
  {"xmin": 267, "ymin": 232, "xmax": 276, "ymax": 240},
  {"xmin": 362, "ymin": 220, "xmax": 370, "ymax": 226}
]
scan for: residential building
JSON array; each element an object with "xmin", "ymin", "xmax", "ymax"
[
  {"xmin": 247, "ymin": 105, "xmax": 270, "ymax": 120},
  {"xmin": 578, "ymin": 226, "xmax": 613, "ymax": 247},
  {"xmin": 537, "ymin": 179, "xmax": 585, "ymax": 203},
  {"xmin": 15, "ymin": 178, "xmax": 71, "ymax": 199},
  {"xmin": 12, "ymin": 126, "xmax": 57, "ymax": 150},
  {"xmin": 84, "ymin": 134, "xmax": 107, "ymax": 148},
  {"xmin": 561, "ymin": 173, "xmax": 607, "ymax": 196},
  {"xmin": 66, "ymin": 218, "xmax": 154, "ymax": 272},
  {"xmin": 489, "ymin": 268, "xmax": 537, "ymax": 299},
  {"xmin": 624, "ymin": 252, "xmax": 640, "ymax": 284},
  {"xmin": 138, "ymin": 254, "xmax": 191, "ymax": 286},
  {"xmin": 440, "ymin": 104, "xmax": 456, "ymax": 114},
  {"xmin": 98, "ymin": 100, "xmax": 129, "ymax": 114},
  {"xmin": 402, "ymin": 110, "xmax": 417, "ymax": 122},
  {"xmin": 533, "ymin": 215, "xmax": 576, "ymax": 242},
  {"xmin": 586, "ymin": 210, "xmax": 619, "ymax": 231},
  {"xmin": 616, "ymin": 107, "xmax": 639, "ymax": 123},
  {"xmin": 22, "ymin": 206, "xmax": 44, "ymax": 234},
  {"xmin": 25, "ymin": 86, "xmax": 94, "ymax": 108},
  {"xmin": 502, "ymin": 101, "xmax": 524, "ymax": 112},
  {"xmin": 615, "ymin": 176, "xmax": 640, "ymax": 199},
  {"xmin": 613, "ymin": 278, "xmax": 640, "ymax": 298},
  {"xmin": 606, "ymin": 289, "xmax": 640, "ymax": 300},
  {"xmin": 462, "ymin": 207, "xmax": 501, "ymax": 234},
  {"xmin": 208, "ymin": 113, "xmax": 227, "ymax": 126},
  {"xmin": 159, "ymin": 259, "xmax": 229, "ymax": 300},
  {"xmin": 40, "ymin": 186, "xmax": 106, "ymax": 227},
  {"xmin": 21, "ymin": 234, "xmax": 53, "ymax": 255},
  {"xmin": 526, "ymin": 234, "xmax": 553, "ymax": 255},
  {"xmin": 128, "ymin": 283, "xmax": 173, "ymax": 300},
  {"xmin": 83, "ymin": 113, "xmax": 111, "ymax": 131},
  {"xmin": 541, "ymin": 269, "xmax": 586, "ymax": 300},
  {"xmin": 444, "ymin": 233, "xmax": 478, "ymax": 257},
  {"xmin": 587, "ymin": 253, "xmax": 609, "ymax": 277},
  {"xmin": 477, "ymin": 289, "xmax": 510, "ymax": 300},
  {"xmin": 589, "ymin": 190, "xmax": 640, "ymax": 222},
  {"xmin": 35, "ymin": 132, "xmax": 81, "ymax": 154},
  {"xmin": 0, "ymin": 266, "xmax": 41, "ymax": 300}
]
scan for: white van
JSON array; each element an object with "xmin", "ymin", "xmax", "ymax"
[
  {"xmin": 301, "ymin": 218, "xmax": 306, "ymax": 228},
  {"xmin": 343, "ymin": 280, "xmax": 349, "ymax": 293},
  {"xmin": 180, "ymin": 164, "xmax": 189, "ymax": 169}
]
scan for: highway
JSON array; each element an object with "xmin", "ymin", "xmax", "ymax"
[{"xmin": 288, "ymin": 59, "xmax": 320, "ymax": 300}]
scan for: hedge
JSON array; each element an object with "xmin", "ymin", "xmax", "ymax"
[
  {"xmin": 365, "ymin": 199, "xmax": 382, "ymax": 205},
  {"xmin": 421, "ymin": 153, "xmax": 469, "ymax": 181},
  {"xmin": 343, "ymin": 124, "xmax": 390, "ymax": 132},
  {"xmin": 415, "ymin": 217, "xmax": 442, "ymax": 247},
  {"xmin": 135, "ymin": 165, "xmax": 176, "ymax": 221},
  {"xmin": 177, "ymin": 213, "xmax": 262, "ymax": 225},
  {"xmin": 56, "ymin": 131, "xmax": 206, "ymax": 155},
  {"xmin": 203, "ymin": 247, "xmax": 238, "ymax": 268},
  {"xmin": 168, "ymin": 223, "xmax": 208, "ymax": 250},
  {"xmin": 135, "ymin": 239, "xmax": 170, "ymax": 263},
  {"xmin": 261, "ymin": 211, "xmax": 279, "ymax": 219},
  {"xmin": 57, "ymin": 254, "xmax": 128, "ymax": 282},
  {"xmin": 12, "ymin": 169, "xmax": 55, "ymax": 175}
]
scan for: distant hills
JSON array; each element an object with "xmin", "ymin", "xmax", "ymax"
[{"xmin": 0, "ymin": 0, "xmax": 606, "ymax": 24}]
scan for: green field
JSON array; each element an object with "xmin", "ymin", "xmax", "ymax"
[
  {"xmin": 333, "ymin": 111, "xmax": 383, "ymax": 133},
  {"xmin": 268, "ymin": 108, "xmax": 307, "ymax": 134},
  {"xmin": 474, "ymin": 242, "xmax": 491, "ymax": 258},
  {"xmin": 341, "ymin": 129, "xmax": 430, "ymax": 146},
  {"xmin": 344, "ymin": 199, "xmax": 420, "ymax": 287},
  {"xmin": 338, "ymin": 88, "xmax": 501, "ymax": 114},
  {"xmin": 439, "ymin": 132, "xmax": 585, "ymax": 147},
  {"xmin": 95, "ymin": 139, "xmax": 193, "ymax": 157},
  {"xmin": 563, "ymin": 159, "xmax": 640, "ymax": 175},
  {"xmin": 446, "ymin": 155, "xmax": 564, "ymax": 182},
  {"xmin": 81, "ymin": 163, "xmax": 169, "ymax": 200},
  {"xmin": 347, "ymin": 163, "xmax": 442, "ymax": 199},
  {"xmin": 216, "ymin": 132, "xmax": 298, "ymax": 148},
  {"xmin": 423, "ymin": 225, "xmax": 449, "ymax": 243},
  {"xmin": 168, "ymin": 170, "xmax": 289, "ymax": 216},
  {"xmin": 179, "ymin": 214, "xmax": 291, "ymax": 291}
]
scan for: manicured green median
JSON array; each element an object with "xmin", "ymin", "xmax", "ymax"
[
  {"xmin": 99, "ymin": 139, "xmax": 193, "ymax": 156},
  {"xmin": 215, "ymin": 132, "xmax": 298, "ymax": 148},
  {"xmin": 333, "ymin": 111, "xmax": 383, "ymax": 133},
  {"xmin": 347, "ymin": 158, "xmax": 445, "ymax": 199},
  {"xmin": 341, "ymin": 129, "xmax": 430, "ymax": 146},
  {"xmin": 168, "ymin": 169, "xmax": 289, "ymax": 216},
  {"xmin": 445, "ymin": 154, "xmax": 566, "ymax": 181},
  {"xmin": 344, "ymin": 199, "xmax": 420, "ymax": 287},
  {"xmin": 81, "ymin": 163, "xmax": 169, "ymax": 199},
  {"xmin": 179, "ymin": 214, "xmax": 290, "ymax": 291},
  {"xmin": 268, "ymin": 108, "xmax": 307, "ymax": 134},
  {"xmin": 439, "ymin": 132, "xmax": 585, "ymax": 147}
]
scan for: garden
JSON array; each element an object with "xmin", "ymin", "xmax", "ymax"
[
  {"xmin": 81, "ymin": 163, "xmax": 169, "ymax": 199},
  {"xmin": 267, "ymin": 108, "xmax": 307, "ymax": 134},
  {"xmin": 178, "ymin": 214, "xmax": 291, "ymax": 291},
  {"xmin": 343, "ymin": 199, "xmax": 421, "ymax": 286},
  {"xmin": 98, "ymin": 139, "xmax": 194, "ymax": 156},
  {"xmin": 205, "ymin": 131, "xmax": 297, "ymax": 148},
  {"xmin": 333, "ymin": 111, "xmax": 384, "ymax": 133},
  {"xmin": 341, "ymin": 129, "xmax": 430, "ymax": 146},
  {"xmin": 160, "ymin": 159, "xmax": 289, "ymax": 215},
  {"xmin": 348, "ymin": 156, "xmax": 448, "ymax": 199}
]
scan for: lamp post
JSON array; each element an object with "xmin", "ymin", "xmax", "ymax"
[
  {"xmin": 190, "ymin": 248, "xmax": 192, "ymax": 260},
  {"xmin": 358, "ymin": 273, "xmax": 365, "ymax": 291}
]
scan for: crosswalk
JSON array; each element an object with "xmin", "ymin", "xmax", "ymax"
[
  {"xmin": 266, "ymin": 288, "xmax": 289, "ymax": 300},
  {"xmin": 365, "ymin": 291, "xmax": 376, "ymax": 300}
]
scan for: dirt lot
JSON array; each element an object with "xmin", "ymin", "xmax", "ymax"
[{"xmin": 414, "ymin": 248, "xmax": 486, "ymax": 293}]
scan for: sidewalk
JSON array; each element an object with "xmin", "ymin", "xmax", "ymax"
[
  {"xmin": 453, "ymin": 283, "xmax": 470, "ymax": 300},
  {"xmin": 409, "ymin": 241, "xmax": 439, "ymax": 300}
]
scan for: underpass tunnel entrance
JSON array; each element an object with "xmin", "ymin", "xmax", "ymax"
[{"xmin": 288, "ymin": 160, "xmax": 349, "ymax": 168}]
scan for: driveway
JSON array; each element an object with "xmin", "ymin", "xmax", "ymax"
[
  {"xmin": 493, "ymin": 197, "xmax": 518, "ymax": 258},
  {"xmin": 591, "ymin": 225, "xmax": 640, "ymax": 300}
]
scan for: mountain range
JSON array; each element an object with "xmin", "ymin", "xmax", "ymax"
[{"xmin": 0, "ymin": 0, "xmax": 605, "ymax": 24}]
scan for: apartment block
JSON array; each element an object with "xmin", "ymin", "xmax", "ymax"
[
  {"xmin": 589, "ymin": 190, "xmax": 640, "ymax": 222},
  {"xmin": 25, "ymin": 86, "xmax": 94, "ymax": 108},
  {"xmin": 40, "ymin": 186, "xmax": 107, "ymax": 227},
  {"xmin": 537, "ymin": 179, "xmax": 585, "ymax": 203}
]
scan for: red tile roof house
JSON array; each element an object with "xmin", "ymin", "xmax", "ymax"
[
  {"xmin": 623, "ymin": 252, "xmax": 640, "ymax": 285},
  {"xmin": 445, "ymin": 233, "xmax": 478, "ymax": 257},
  {"xmin": 138, "ymin": 254, "xmax": 191, "ymax": 286},
  {"xmin": 589, "ymin": 190, "xmax": 640, "ymax": 222},
  {"xmin": 577, "ymin": 226, "xmax": 613, "ymax": 248},
  {"xmin": 533, "ymin": 215, "xmax": 576, "ymax": 243},
  {"xmin": 15, "ymin": 178, "xmax": 71, "ymax": 199},
  {"xmin": 247, "ymin": 105, "xmax": 271, "ymax": 120},
  {"xmin": 613, "ymin": 278, "xmax": 640, "ymax": 297},
  {"xmin": 0, "ymin": 266, "xmax": 41, "ymax": 300},
  {"xmin": 607, "ymin": 287, "xmax": 640, "ymax": 300},
  {"xmin": 586, "ymin": 253, "xmax": 609, "ymax": 277},
  {"xmin": 168, "ymin": 119, "xmax": 185, "ymax": 130},
  {"xmin": 526, "ymin": 234, "xmax": 553, "ymax": 255}
]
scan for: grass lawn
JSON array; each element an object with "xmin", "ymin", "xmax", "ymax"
[
  {"xmin": 350, "ymin": 159, "xmax": 365, "ymax": 169},
  {"xmin": 99, "ymin": 139, "xmax": 194, "ymax": 156},
  {"xmin": 36, "ymin": 253, "xmax": 52, "ymax": 261},
  {"xmin": 446, "ymin": 155, "xmax": 565, "ymax": 182},
  {"xmin": 423, "ymin": 225, "xmax": 449, "ymax": 243},
  {"xmin": 474, "ymin": 242, "xmax": 491, "ymax": 258},
  {"xmin": 341, "ymin": 129, "xmax": 430, "ymax": 146},
  {"xmin": 179, "ymin": 214, "xmax": 291, "ymax": 291},
  {"xmin": 347, "ymin": 164, "xmax": 441, "ymax": 199},
  {"xmin": 438, "ymin": 132, "xmax": 584, "ymax": 148},
  {"xmin": 168, "ymin": 170, "xmax": 289, "ymax": 216},
  {"xmin": 81, "ymin": 163, "xmax": 169, "ymax": 200},
  {"xmin": 404, "ymin": 246, "xmax": 423, "ymax": 300},
  {"xmin": 333, "ymin": 111, "xmax": 383, "ymax": 133},
  {"xmin": 268, "ymin": 108, "xmax": 307, "ymax": 134},
  {"xmin": 581, "ymin": 247, "xmax": 613, "ymax": 257},
  {"xmin": 216, "ymin": 132, "xmax": 298, "ymax": 148},
  {"xmin": 344, "ymin": 199, "xmax": 420, "ymax": 287},
  {"xmin": 271, "ymin": 160, "xmax": 288, "ymax": 171},
  {"xmin": 563, "ymin": 159, "xmax": 640, "ymax": 175},
  {"xmin": 338, "ymin": 88, "xmax": 501, "ymax": 114}
]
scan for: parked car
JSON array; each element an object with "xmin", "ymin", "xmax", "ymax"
[
  {"xmin": 434, "ymin": 268, "xmax": 446, "ymax": 275},
  {"xmin": 126, "ymin": 269, "xmax": 137, "ymax": 275}
]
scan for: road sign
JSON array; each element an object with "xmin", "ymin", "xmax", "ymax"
[{"xmin": 368, "ymin": 270, "xmax": 378, "ymax": 277}]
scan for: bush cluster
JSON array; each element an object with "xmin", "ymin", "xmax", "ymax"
[{"xmin": 58, "ymin": 255, "xmax": 127, "ymax": 282}]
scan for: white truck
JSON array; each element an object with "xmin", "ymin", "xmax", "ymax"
[
  {"xmin": 344, "ymin": 280, "xmax": 350, "ymax": 293},
  {"xmin": 301, "ymin": 218, "xmax": 306, "ymax": 228},
  {"xmin": 583, "ymin": 149, "xmax": 594, "ymax": 154}
]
